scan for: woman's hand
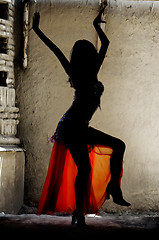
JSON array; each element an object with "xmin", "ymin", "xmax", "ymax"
[
  {"xmin": 93, "ymin": 5, "xmax": 106, "ymax": 26},
  {"xmin": 33, "ymin": 12, "xmax": 40, "ymax": 30}
]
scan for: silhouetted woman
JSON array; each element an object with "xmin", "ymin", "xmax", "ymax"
[{"xmin": 33, "ymin": 6, "xmax": 130, "ymax": 226}]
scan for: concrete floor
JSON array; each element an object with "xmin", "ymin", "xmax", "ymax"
[{"xmin": 0, "ymin": 210, "xmax": 159, "ymax": 238}]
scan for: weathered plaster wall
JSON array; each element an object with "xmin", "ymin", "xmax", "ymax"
[
  {"xmin": 15, "ymin": 0, "xmax": 159, "ymax": 211},
  {"xmin": 97, "ymin": 0, "xmax": 159, "ymax": 211}
]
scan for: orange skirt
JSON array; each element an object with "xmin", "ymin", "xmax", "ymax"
[{"xmin": 37, "ymin": 141, "xmax": 122, "ymax": 215}]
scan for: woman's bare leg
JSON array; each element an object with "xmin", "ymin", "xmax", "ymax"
[
  {"xmin": 86, "ymin": 127, "xmax": 130, "ymax": 206},
  {"xmin": 68, "ymin": 143, "xmax": 91, "ymax": 218},
  {"xmin": 87, "ymin": 127, "xmax": 125, "ymax": 185}
]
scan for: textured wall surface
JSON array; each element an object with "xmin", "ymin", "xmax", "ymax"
[
  {"xmin": 0, "ymin": 149, "xmax": 25, "ymax": 213},
  {"xmin": 15, "ymin": 1, "xmax": 159, "ymax": 211},
  {"xmin": 98, "ymin": 0, "xmax": 159, "ymax": 211}
]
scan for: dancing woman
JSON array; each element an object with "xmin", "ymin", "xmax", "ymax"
[{"xmin": 33, "ymin": 6, "xmax": 130, "ymax": 226}]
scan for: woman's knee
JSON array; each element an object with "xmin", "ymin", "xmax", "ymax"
[
  {"xmin": 87, "ymin": 127, "xmax": 126, "ymax": 152},
  {"xmin": 115, "ymin": 139, "xmax": 126, "ymax": 153}
]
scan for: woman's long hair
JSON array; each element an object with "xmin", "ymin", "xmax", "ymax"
[{"xmin": 69, "ymin": 40, "xmax": 98, "ymax": 89}]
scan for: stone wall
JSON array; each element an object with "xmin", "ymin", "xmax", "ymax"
[
  {"xmin": 15, "ymin": 0, "xmax": 159, "ymax": 211},
  {"xmin": 0, "ymin": 0, "xmax": 25, "ymax": 214},
  {"xmin": 0, "ymin": 0, "xmax": 19, "ymax": 144}
]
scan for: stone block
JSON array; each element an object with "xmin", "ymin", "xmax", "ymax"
[
  {"xmin": 0, "ymin": 146, "xmax": 25, "ymax": 214},
  {"xmin": 7, "ymin": 45, "xmax": 14, "ymax": 52},
  {"xmin": 8, "ymin": 16, "xmax": 14, "ymax": 23},
  {"xmin": 0, "ymin": 59, "xmax": 5, "ymax": 65},
  {"xmin": 7, "ymin": 70, "xmax": 14, "ymax": 79},
  {"xmin": 8, "ymin": 2, "xmax": 14, "ymax": 11},
  {"xmin": 0, "ymin": 107, "xmax": 19, "ymax": 114},
  {"xmin": 0, "ymin": 53, "xmax": 12, "ymax": 61},
  {"xmin": 0, "ymin": 112, "xmax": 19, "ymax": 119},
  {"xmin": 0, "ymin": 24, "xmax": 6, "ymax": 31},
  {"xmin": 6, "ymin": 87, "xmax": 15, "ymax": 106},
  {"xmin": 0, "ymin": 135, "xmax": 20, "ymax": 145},
  {"xmin": 8, "ymin": 37, "xmax": 14, "ymax": 46},
  {"xmin": 0, "ymin": 30, "xmax": 10, "ymax": 37},
  {"xmin": 1, "ymin": 0, "xmax": 12, "ymax": 3},
  {"xmin": 6, "ymin": 78, "xmax": 14, "ymax": 88},
  {"xmin": 0, "ymin": 87, "xmax": 15, "ymax": 107},
  {"xmin": 0, "ymin": 65, "xmax": 10, "ymax": 72},
  {"xmin": 0, "ymin": 19, "xmax": 10, "ymax": 27},
  {"xmin": 7, "ymin": 49, "xmax": 14, "ymax": 57},
  {"xmin": 0, "ymin": 119, "xmax": 19, "ymax": 136},
  {"xmin": 9, "ymin": 8, "xmax": 14, "ymax": 18}
]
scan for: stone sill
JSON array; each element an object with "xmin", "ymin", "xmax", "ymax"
[
  {"xmin": 0, "ymin": 145, "xmax": 24, "ymax": 152},
  {"xmin": 0, "ymin": 135, "xmax": 20, "ymax": 145}
]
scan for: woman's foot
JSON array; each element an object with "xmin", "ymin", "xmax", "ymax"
[
  {"xmin": 106, "ymin": 182, "xmax": 131, "ymax": 207},
  {"xmin": 72, "ymin": 210, "xmax": 86, "ymax": 227}
]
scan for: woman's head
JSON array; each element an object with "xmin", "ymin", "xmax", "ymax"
[{"xmin": 69, "ymin": 40, "xmax": 98, "ymax": 89}]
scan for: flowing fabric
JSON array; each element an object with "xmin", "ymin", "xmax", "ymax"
[{"xmin": 37, "ymin": 141, "xmax": 122, "ymax": 215}]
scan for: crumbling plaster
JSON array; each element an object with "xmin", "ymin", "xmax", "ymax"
[{"xmin": 15, "ymin": 0, "xmax": 159, "ymax": 211}]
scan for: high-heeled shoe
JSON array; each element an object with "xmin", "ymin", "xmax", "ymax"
[
  {"xmin": 106, "ymin": 182, "xmax": 131, "ymax": 207},
  {"xmin": 72, "ymin": 210, "xmax": 86, "ymax": 227}
]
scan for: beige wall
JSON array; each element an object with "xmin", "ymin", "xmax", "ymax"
[
  {"xmin": 15, "ymin": 1, "xmax": 159, "ymax": 211},
  {"xmin": 0, "ymin": 149, "xmax": 25, "ymax": 213}
]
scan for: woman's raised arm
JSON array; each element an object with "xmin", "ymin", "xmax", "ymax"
[
  {"xmin": 93, "ymin": 6, "xmax": 109, "ymax": 72},
  {"xmin": 33, "ymin": 12, "xmax": 71, "ymax": 76}
]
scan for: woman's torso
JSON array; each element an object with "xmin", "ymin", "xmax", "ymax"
[{"xmin": 52, "ymin": 81, "xmax": 104, "ymax": 145}]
